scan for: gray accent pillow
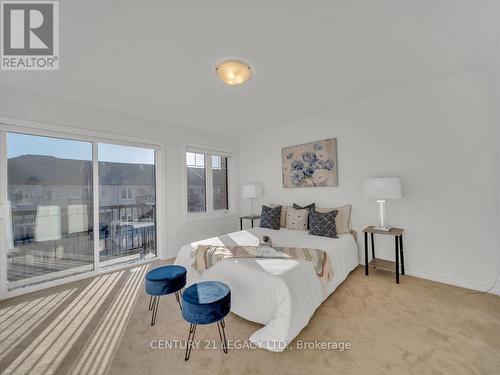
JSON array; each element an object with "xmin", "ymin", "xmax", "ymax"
[
  {"xmin": 259, "ymin": 205, "xmax": 281, "ymax": 230},
  {"xmin": 316, "ymin": 204, "xmax": 352, "ymax": 234},
  {"xmin": 269, "ymin": 203, "xmax": 289, "ymax": 227},
  {"xmin": 309, "ymin": 209, "xmax": 338, "ymax": 238}
]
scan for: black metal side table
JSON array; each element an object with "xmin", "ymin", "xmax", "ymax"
[
  {"xmin": 363, "ymin": 226, "xmax": 405, "ymax": 284},
  {"xmin": 239, "ymin": 215, "xmax": 261, "ymax": 230}
]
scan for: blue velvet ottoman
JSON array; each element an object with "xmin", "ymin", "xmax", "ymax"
[
  {"xmin": 144, "ymin": 265, "xmax": 186, "ymax": 326},
  {"xmin": 181, "ymin": 281, "xmax": 231, "ymax": 360}
]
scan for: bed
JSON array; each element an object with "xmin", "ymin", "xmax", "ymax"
[{"xmin": 174, "ymin": 227, "xmax": 359, "ymax": 352}]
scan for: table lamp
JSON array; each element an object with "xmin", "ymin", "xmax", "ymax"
[
  {"xmin": 241, "ymin": 184, "xmax": 260, "ymax": 216},
  {"xmin": 363, "ymin": 177, "xmax": 402, "ymax": 231}
]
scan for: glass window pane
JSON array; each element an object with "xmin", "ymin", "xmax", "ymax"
[
  {"xmin": 6, "ymin": 132, "xmax": 93, "ymax": 290},
  {"xmin": 98, "ymin": 143, "xmax": 156, "ymax": 265},
  {"xmin": 186, "ymin": 152, "xmax": 206, "ymax": 213},
  {"xmin": 212, "ymin": 155, "xmax": 221, "ymax": 169},
  {"xmin": 186, "ymin": 152, "xmax": 196, "ymax": 166},
  {"xmin": 195, "ymin": 153, "xmax": 204, "ymax": 167},
  {"xmin": 212, "ymin": 156, "xmax": 228, "ymax": 211}
]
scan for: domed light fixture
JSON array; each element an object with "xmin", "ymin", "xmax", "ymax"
[{"xmin": 215, "ymin": 59, "xmax": 252, "ymax": 85}]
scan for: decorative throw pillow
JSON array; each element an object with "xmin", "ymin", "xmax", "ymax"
[
  {"xmin": 259, "ymin": 205, "xmax": 282, "ymax": 230},
  {"xmin": 285, "ymin": 207, "xmax": 309, "ymax": 231},
  {"xmin": 293, "ymin": 203, "xmax": 316, "ymax": 228},
  {"xmin": 268, "ymin": 203, "xmax": 290, "ymax": 227},
  {"xmin": 316, "ymin": 205, "xmax": 351, "ymax": 234},
  {"xmin": 309, "ymin": 209, "xmax": 338, "ymax": 238}
]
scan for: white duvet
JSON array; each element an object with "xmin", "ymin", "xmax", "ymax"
[{"xmin": 174, "ymin": 227, "xmax": 359, "ymax": 352}]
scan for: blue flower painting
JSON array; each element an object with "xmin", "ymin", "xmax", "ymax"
[
  {"xmin": 281, "ymin": 138, "xmax": 338, "ymax": 188},
  {"xmin": 302, "ymin": 152, "xmax": 317, "ymax": 164},
  {"xmin": 291, "ymin": 160, "xmax": 304, "ymax": 170},
  {"xmin": 291, "ymin": 170, "xmax": 304, "ymax": 185}
]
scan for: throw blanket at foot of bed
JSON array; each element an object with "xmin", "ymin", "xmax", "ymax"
[{"xmin": 193, "ymin": 245, "xmax": 333, "ymax": 282}]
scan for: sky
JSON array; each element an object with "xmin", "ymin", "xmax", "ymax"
[{"xmin": 7, "ymin": 132, "xmax": 155, "ymax": 164}]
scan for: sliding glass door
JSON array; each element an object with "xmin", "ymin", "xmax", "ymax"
[
  {"xmin": 6, "ymin": 133, "xmax": 94, "ymax": 290},
  {"xmin": 0, "ymin": 126, "xmax": 160, "ymax": 295},
  {"xmin": 98, "ymin": 143, "xmax": 156, "ymax": 266}
]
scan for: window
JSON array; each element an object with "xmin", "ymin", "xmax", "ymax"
[
  {"xmin": 0, "ymin": 124, "xmax": 161, "ymax": 296},
  {"xmin": 212, "ymin": 155, "xmax": 228, "ymax": 211},
  {"xmin": 98, "ymin": 143, "xmax": 157, "ymax": 265},
  {"xmin": 121, "ymin": 187, "xmax": 133, "ymax": 200},
  {"xmin": 71, "ymin": 189, "xmax": 82, "ymax": 199},
  {"xmin": 212, "ymin": 155, "xmax": 221, "ymax": 169},
  {"xmin": 6, "ymin": 132, "xmax": 94, "ymax": 290},
  {"xmin": 186, "ymin": 152, "xmax": 205, "ymax": 168},
  {"xmin": 186, "ymin": 152, "xmax": 206, "ymax": 213},
  {"xmin": 186, "ymin": 148, "xmax": 231, "ymax": 216}
]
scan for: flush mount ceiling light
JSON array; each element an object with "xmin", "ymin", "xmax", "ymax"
[{"xmin": 215, "ymin": 60, "xmax": 252, "ymax": 85}]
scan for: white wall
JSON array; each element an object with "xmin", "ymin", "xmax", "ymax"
[
  {"xmin": 486, "ymin": 40, "xmax": 500, "ymax": 295},
  {"xmin": 0, "ymin": 84, "xmax": 240, "ymax": 258},
  {"xmin": 240, "ymin": 70, "xmax": 499, "ymax": 292}
]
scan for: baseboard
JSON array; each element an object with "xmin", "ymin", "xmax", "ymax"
[
  {"xmin": 490, "ymin": 276, "xmax": 500, "ymax": 296},
  {"xmin": 406, "ymin": 268, "xmax": 495, "ymax": 293},
  {"xmin": 360, "ymin": 262, "xmax": 497, "ymax": 294},
  {"xmin": 164, "ymin": 249, "xmax": 179, "ymax": 260}
]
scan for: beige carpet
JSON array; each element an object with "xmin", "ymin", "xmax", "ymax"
[{"xmin": 0, "ymin": 261, "xmax": 499, "ymax": 375}]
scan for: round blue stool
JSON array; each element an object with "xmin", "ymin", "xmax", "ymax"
[
  {"xmin": 182, "ymin": 281, "xmax": 231, "ymax": 360},
  {"xmin": 145, "ymin": 265, "xmax": 186, "ymax": 326}
]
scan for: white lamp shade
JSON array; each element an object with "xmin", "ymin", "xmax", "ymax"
[
  {"xmin": 363, "ymin": 177, "xmax": 402, "ymax": 200},
  {"xmin": 242, "ymin": 184, "xmax": 259, "ymax": 199}
]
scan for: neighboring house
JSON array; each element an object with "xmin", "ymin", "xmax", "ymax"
[
  {"xmin": 186, "ymin": 157, "xmax": 228, "ymax": 212},
  {"xmin": 7, "ymin": 155, "xmax": 156, "ymax": 244}
]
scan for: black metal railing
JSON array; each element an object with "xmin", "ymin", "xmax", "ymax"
[{"xmin": 9, "ymin": 204, "xmax": 156, "ymax": 257}]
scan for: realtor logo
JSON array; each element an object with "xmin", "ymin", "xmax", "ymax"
[{"xmin": 1, "ymin": 1, "xmax": 59, "ymax": 70}]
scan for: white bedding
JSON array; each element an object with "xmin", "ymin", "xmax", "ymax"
[{"xmin": 174, "ymin": 227, "xmax": 359, "ymax": 352}]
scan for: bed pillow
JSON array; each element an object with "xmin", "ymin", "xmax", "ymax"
[
  {"xmin": 259, "ymin": 205, "xmax": 282, "ymax": 230},
  {"xmin": 316, "ymin": 204, "xmax": 351, "ymax": 234},
  {"xmin": 309, "ymin": 209, "xmax": 338, "ymax": 238},
  {"xmin": 285, "ymin": 207, "xmax": 309, "ymax": 231},
  {"xmin": 293, "ymin": 203, "xmax": 316, "ymax": 228},
  {"xmin": 268, "ymin": 203, "xmax": 290, "ymax": 227}
]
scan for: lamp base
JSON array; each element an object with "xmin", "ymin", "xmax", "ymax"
[
  {"xmin": 374, "ymin": 225, "xmax": 392, "ymax": 232},
  {"xmin": 249, "ymin": 197, "xmax": 255, "ymax": 217}
]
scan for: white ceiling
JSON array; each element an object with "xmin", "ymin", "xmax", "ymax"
[{"xmin": 1, "ymin": 0, "xmax": 500, "ymax": 135}]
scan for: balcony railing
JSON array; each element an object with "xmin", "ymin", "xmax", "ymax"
[{"xmin": 7, "ymin": 204, "xmax": 156, "ymax": 284}]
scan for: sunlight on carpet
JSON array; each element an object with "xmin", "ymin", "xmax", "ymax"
[
  {"xmin": 0, "ymin": 264, "xmax": 151, "ymax": 375},
  {"xmin": 0, "ymin": 289, "xmax": 76, "ymax": 362},
  {"xmin": 70, "ymin": 265, "xmax": 149, "ymax": 375}
]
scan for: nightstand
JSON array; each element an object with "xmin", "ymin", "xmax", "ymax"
[
  {"xmin": 363, "ymin": 226, "xmax": 405, "ymax": 284},
  {"xmin": 239, "ymin": 215, "xmax": 260, "ymax": 230}
]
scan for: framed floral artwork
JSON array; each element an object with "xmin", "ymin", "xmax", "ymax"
[{"xmin": 282, "ymin": 138, "xmax": 338, "ymax": 188}]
